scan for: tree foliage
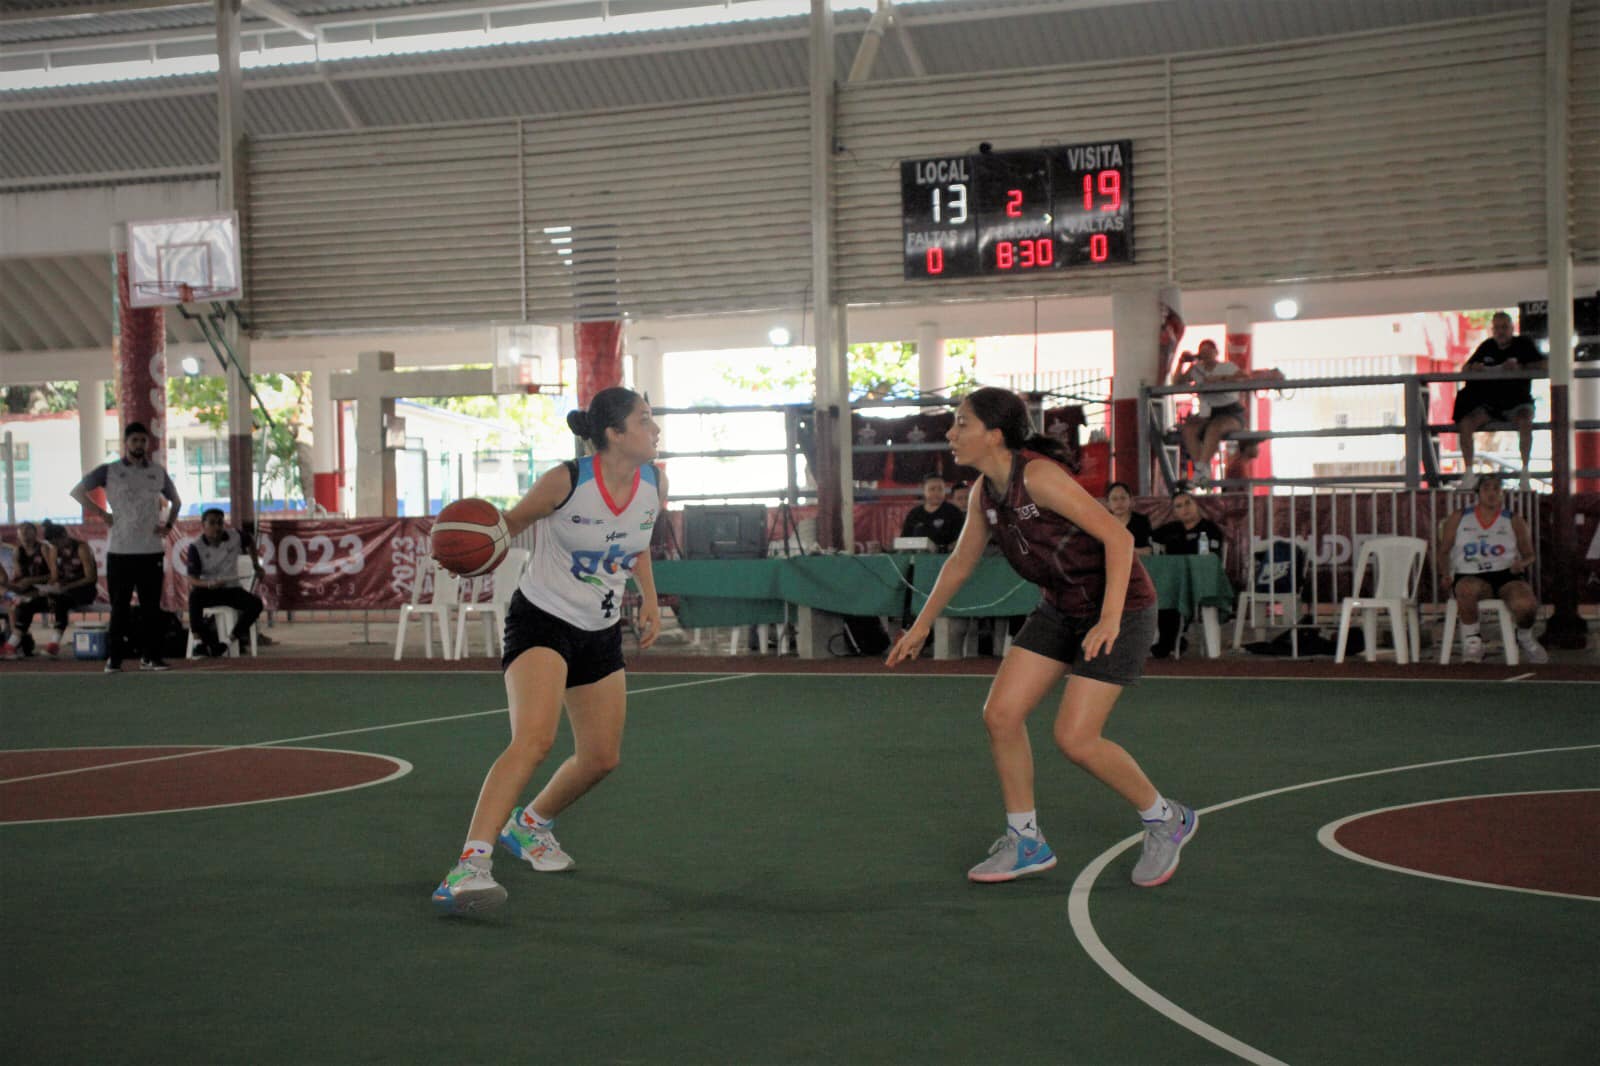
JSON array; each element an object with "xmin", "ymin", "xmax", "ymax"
[{"xmin": 717, "ymin": 340, "xmax": 978, "ymax": 401}]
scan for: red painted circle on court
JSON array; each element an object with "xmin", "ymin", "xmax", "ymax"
[
  {"xmin": 1333, "ymin": 791, "xmax": 1600, "ymax": 898},
  {"xmin": 0, "ymin": 746, "xmax": 406, "ymax": 823}
]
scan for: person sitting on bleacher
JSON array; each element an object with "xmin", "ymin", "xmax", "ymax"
[
  {"xmin": 184, "ymin": 508, "xmax": 265, "ymax": 657},
  {"xmin": 2, "ymin": 522, "xmax": 55, "ymax": 659},
  {"xmin": 899, "ymin": 474, "xmax": 964, "ymax": 551},
  {"xmin": 1453, "ymin": 311, "xmax": 1546, "ymax": 492},
  {"xmin": 1149, "ymin": 490, "xmax": 1228, "ymax": 658},
  {"xmin": 1437, "ymin": 474, "xmax": 1547, "ymax": 664},
  {"xmin": 23, "ymin": 521, "xmax": 99, "ymax": 658},
  {"xmin": 1172, "ymin": 340, "xmax": 1283, "ymax": 484}
]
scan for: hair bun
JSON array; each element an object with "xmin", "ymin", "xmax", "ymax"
[{"xmin": 566, "ymin": 410, "xmax": 591, "ymax": 437}]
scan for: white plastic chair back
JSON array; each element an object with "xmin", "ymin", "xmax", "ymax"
[
  {"xmin": 1352, "ymin": 537, "xmax": 1426, "ymax": 601},
  {"xmin": 454, "ymin": 548, "xmax": 529, "ymax": 659},
  {"xmin": 395, "ymin": 558, "xmax": 459, "ymax": 660},
  {"xmin": 491, "ymin": 548, "xmax": 529, "ymax": 607}
]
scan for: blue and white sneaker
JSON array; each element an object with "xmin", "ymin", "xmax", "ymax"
[
  {"xmin": 431, "ymin": 854, "xmax": 507, "ymax": 916},
  {"xmin": 967, "ymin": 832, "xmax": 1057, "ymax": 883}
]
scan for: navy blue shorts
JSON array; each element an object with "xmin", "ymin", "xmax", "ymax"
[{"xmin": 501, "ymin": 590, "xmax": 625, "ymax": 688}]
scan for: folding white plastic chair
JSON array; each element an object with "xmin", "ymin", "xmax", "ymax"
[
  {"xmin": 185, "ymin": 556, "xmax": 261, "ymax": 659},
  {"xmin": 1334, "ymin": 536, "xmax": 1426, "ymax": 665},
  {"xmin": 454, "ymin": 547, "xmax": 529, "ymax": 660},
  {"xmin": 1233, "ymin": 537, "xmax": 1305, "ymax": 653},
  {"xmin": 1439, "ymin": 597, "xmax": 1519, "ymax": 665},
  {"xmin": 394, "ymin": 558, "xmax": 460, "ymax": 661}
]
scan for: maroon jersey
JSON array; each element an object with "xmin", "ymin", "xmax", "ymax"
[{"xmin": 981, "ymin": 449, "xmax": 1157, "ymax": 617}]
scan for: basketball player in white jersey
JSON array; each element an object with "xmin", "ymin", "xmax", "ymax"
[
  {"xmin": 1437, "ymin": 475, "xmax": 1546, "ymax": 664},
  {"xmin": 434, "ymin": 387, "xmax": 664, "ymax": 915}
]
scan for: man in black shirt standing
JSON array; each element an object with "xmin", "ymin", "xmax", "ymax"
[
  {"xmin": 1453, "ymin": 311, "xmax": 1546, "ymax": 491},
  {"xmin": 899, "ymin": 474, "xmax": 963, "ymax": 551}
]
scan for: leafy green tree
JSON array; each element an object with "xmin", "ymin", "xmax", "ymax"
[
  {"xmin": 166, "ymin": 372, "xmax": 306, "ymax": 504},
  {"xmin": 718, "ymin": 340, "xmax": 978, "ymax": 400}
]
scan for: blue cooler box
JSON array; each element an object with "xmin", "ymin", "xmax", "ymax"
[{"xmin": 73, "ymin": 624, "xmax": 109, "ymax": 660}]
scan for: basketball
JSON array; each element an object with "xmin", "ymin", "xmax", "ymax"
[{"xmin": 431, "ymin": 498, "xmax": 509, "ymax": 577}]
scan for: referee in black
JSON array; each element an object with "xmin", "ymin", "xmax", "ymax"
[{"xmin": 70, "ymin": 422, "xmax": 182, "ymax": 672}]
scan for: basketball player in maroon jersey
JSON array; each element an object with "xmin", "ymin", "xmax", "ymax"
[{"xmin": 887, "ymin": 388, "xmax": 1198, "ymax": 887}]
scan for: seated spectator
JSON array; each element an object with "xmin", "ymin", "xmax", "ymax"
[
  {"xmin": 1437, "ymin": 474, "xmax": 1547, "ymax": 663},
  {"xmin": 1103, "ymin": 481, "xmax": 1153, "ymax": 556},
  {"xmin": 1172, "ymin": 340, "xmax": 1283, "ymax": 483},
  {"xmin": 1453, "ymin": 311, "xmax": 1547, "ymax": 492},
  {"xmin": 2, "ymin": 522, "xmax": 56, "ymax": 659},
  {"xmin": 1149, "ymin": 490, "xmax": 1228, "ymax": 658},
  {"xmin": 25, "ymin": 522, "xmax": 98, "ymax": 658},
  {"xmin": 184, "ymin": 508, "xmax": 265, "ymax": 657},
  {"xmin": 900, "ymin": 474, "xmax": 963, "ymax": 551}
]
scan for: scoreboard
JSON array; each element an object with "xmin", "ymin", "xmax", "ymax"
[{"xmin": 901, "ymin": 140, "xmax": 1132, "ymax": 280}]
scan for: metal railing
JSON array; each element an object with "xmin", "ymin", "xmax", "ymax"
[{"xmin": 1141, "ymin": 366, "xmax": 1600, "ymax": 493}]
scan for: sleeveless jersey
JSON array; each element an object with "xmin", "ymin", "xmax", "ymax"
[
  {"xmin": 521, "ymin": 458, "xmax": 660, "ymax": 631},
  {"xmin": 54, "ymin": 539, "xmax": 88, "ymax": 586},
  {"xmin": 981, "ymin": 449, "xmax": 1157, "ymax": 617},
  {"xmin": 1451, "ymin": 508, "xmax": 1519, "ymax": 576},
  {"xmin": 13, "ymin": 541, "xmax": 49, "ymax": 581}
]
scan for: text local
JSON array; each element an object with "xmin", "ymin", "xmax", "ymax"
[{"xmin": 913, "ymin": 159, "xmax": 970, "ymax": 185}]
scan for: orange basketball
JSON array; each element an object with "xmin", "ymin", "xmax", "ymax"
[{"xmin": 431, "ymin": 498, "xmax": 509, "ymax": 577}]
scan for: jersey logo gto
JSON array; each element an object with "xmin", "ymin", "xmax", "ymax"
[
  {"xmin": 1461, "ymin": 541, "xmax": 1508, "ymax": 560},
  {"xmin": 570, "ymin": 544, "xmax": 641, "ymax": 580}
]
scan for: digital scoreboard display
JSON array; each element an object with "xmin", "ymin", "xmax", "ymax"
[{"xmin": 902, "ymin": 140, "xmax": 1132, "ymax": 280}]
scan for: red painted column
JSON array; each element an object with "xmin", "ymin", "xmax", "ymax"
[
  {"xmin": 1577, "ymin": 372, "xmax": 1600, "ymax": 492},
  {"xmin": 115, "ymin": 252, "xmax": 167, "ymax": 463},
  {"xmin": 575, "ymin": 321, "xmax": 625, "ymax": 408}
]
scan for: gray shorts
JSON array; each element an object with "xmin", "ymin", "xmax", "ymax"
[{"xmin": 1011, "ymin": 602, "xmax": 1158, "ymax": 687}]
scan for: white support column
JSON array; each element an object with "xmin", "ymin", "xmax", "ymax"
[
  {"xmin": 1111, "ymin": 287, "xmax": 1163, "ymax": 492},
  {"xmin": 917, "ymin": 321, "xmax": 946, "ymax": 395},
  {"xmin": 353, "ymin": 351, "xmax": 397, "ymax": 518},
  {"xmin": 633, "ymin": 336, "xmax": 666, "ymax": 408},
  {"xmin": 217, "ymin": 0, "xmax": 253, "ymax": 526},
  {"xmin": 811, "ymin": 0, "xmax": 849, "ymax": 550},
  {"xmin": 78, "ymin": 378, "xmax": 105, "ymax": 472}
]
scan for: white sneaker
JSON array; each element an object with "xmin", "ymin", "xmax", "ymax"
[
  {"xmin": 1517, "ymin": 636, "xmax": 1549, "ymax": 664},
  {"xmin": 1462, "ymin": 635, "xmax": 1485, "ymax": 663},
  {"xmin": 499, "ymin": 809, "xmax": 576, "ymax": 872}
]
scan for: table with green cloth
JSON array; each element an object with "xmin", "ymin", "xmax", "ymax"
[
  {"xmin": 650, "ymin": 554, "xmax": 916, "ymax": 630},
  {"xmin": 648, "ymin": 552, "xmax": 1233, "ymax": 657}
]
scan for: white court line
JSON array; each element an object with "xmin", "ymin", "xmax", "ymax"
[
  {"xmin": 1067, "ymin": 743, "xmax": 1600, "ymax": 1066},
  {"xmin": 1503, "ymin": 672, "xmax": 1536, "ymax": 682},
  {"xmin": 1317, "ymin": 789, "xmax": 1600, "ymax": 903},
  {"xmin": 0, "ymin": 748, "xmax": 414, "ymax": 827},
  {"xmin": 0, "ymin": 673, "xmax": 752, "ymax": 787}
]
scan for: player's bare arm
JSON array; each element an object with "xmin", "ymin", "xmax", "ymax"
[{"xmin": 502, "ymin": 462, "xmax": 576, "ymax": 538}]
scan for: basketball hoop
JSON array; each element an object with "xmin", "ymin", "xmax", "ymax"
[{"xmin": 132, "ymin": 281, "xmax": 236, "ymax": 307}]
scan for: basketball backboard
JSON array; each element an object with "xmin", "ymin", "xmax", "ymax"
[
  {"xmin": 493, "ymin": 323, "xmax": 565, "ymax": 395},
  {"xmin": 125, "ymin": 212, "xmax": 242, "ymax": 307}
]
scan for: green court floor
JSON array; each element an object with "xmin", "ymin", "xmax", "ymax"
[{"xmin": 2, "ymin": 672, "xmax": 1596, "ymax": 1065}]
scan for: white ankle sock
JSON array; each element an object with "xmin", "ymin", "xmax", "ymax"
[
  {"xmin": 460, "ymin": 840, "xmax": 492, "ymax": 859},
  {"xmin": 1460, "ymin": 623, "xmax": 1481, "ymax": 639},
  {"xmin": 1005, "ymin": 810, "xmax": 1040, "ymax": 839},
  {"xmin": 520, "ymin": 807, "xmax": 554, "ymax": 830},
  {"xmin": 1516, "ymin": 626, "xmax": 1536, "ymax": 643},
  {"xmin": 1139, "ymin": 796, "xmax": 1171, "ymax": 823}
]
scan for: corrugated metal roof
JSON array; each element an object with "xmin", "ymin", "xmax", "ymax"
[
  {"xmin": 0, "ymin": 253, "xmax": 208, "ymax": 351},
  {"xmin": 1, "ymin": 0, "xmax": 1549, "ymax": 187}
]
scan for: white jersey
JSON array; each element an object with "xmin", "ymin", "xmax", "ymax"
[
  {"xmin": 1451, "ymin": 508, "xmax": 1519, "ymax": 576},
  {"xmin": 78, "ymin": 459, "xmax": 179, "ymax": 555},
  {"xmin": 1182, "ymin": 360, "xmax": 1242, "ymax": 414},
  {"xmin": 521, "ymin": 458, "xmax": 660, "ymax": 631}
]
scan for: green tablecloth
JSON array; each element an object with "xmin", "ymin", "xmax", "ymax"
[
  {"xmin": 650, "ymin": 554, "xmax": 917, "ymax": 628},
  {"xmin": 648, "ymin": 551, "xmax": 1232, "ymax": 628},
  {"xmin": 1142, "ymin": 554, "xmax": 1234, "ymax": 617}
]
